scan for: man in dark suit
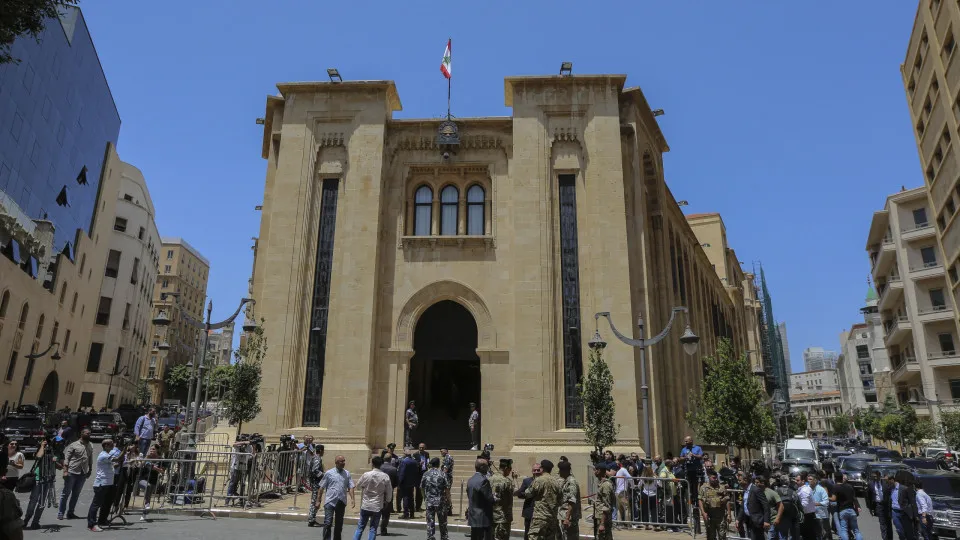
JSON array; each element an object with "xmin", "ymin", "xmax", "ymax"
[
  {"xmin": 466, "ymin": 459, "xmax": 495, "ymax": 540},
  {"xmin": 414, "ymin": 443, "xmax": 430, "ymax": 512},
  {"xmin": 867, "ymin": 471, "xmax": 893, "ymax": 540},
  {"xmin": 514, "ymin": 463, "xmax": 541, "ymax": 540},
  {"xmin": 893, "ymin": 472, "xmax": 919, "ymax": 540},
  {"xmin": 398, "ymin": 449, "xmax": 421, "ymax": 519},
  {"xmin": 746, "ymin": 475, "xmax": 772, "ymax": 540}
]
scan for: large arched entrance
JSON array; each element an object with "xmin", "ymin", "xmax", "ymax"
[
  {"xmin": 407, "ymin": 300, "xmax": 480, "ymax": 449},
  {"xmin": 37, "ymin": 371, "xmax": 58, "ymax": 411}
]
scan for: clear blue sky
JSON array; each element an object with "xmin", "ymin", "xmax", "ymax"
[{"xmin": 80, "ymin": 1, "xmax": 920, "ymax": 371}]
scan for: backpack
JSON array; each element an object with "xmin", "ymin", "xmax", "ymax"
[{"xmin": 776, "ymin": 485, "xmax": 804, "ymax": 523}]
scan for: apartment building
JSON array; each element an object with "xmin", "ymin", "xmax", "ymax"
[
  {"xmin": 837, "ymin": 286, "xmax": 893, "ymax": 409},
  {"xmin": 206, "ymin": 321, "xmax": 234, "ymax": 367},
  {"xmin": 789, "ymin": 369, "xmax": 845, "ymax": 438},
  {"xmin": 80, "ymin": 162, "xmax": 160, "ymax": 408},
  {"xmin": 143, "ymin": 238, "xmax": 209, "ymax": 404},
  {"xmin": 902, "ymin": 0, "xmax": 960, "ymax": 327},
  {"xmin": 867, "ymin": 185, "xmax": 960, "ymax": 420}
]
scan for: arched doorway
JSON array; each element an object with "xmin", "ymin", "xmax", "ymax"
[
  {"xmin": 407, "ymin": 300, "xmax": 480, "ymax": 449},
  {"xmin": 38, "ymin": 371, "xmax": 58, "ymax": 412}
]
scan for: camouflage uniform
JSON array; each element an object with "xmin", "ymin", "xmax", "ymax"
[
  {"xmin": 442, "ymin": 454, "xmax": 455, "ymax": 514},
  {"xmin": 594, "ymin": 478, "xmax": 614, "ymax": 540},
  {"xmin": 489, "ymin": 470, "xmax": 514, "ymax": 540},
  {"xmin": 698, "ymin": 482, "xmax": 728, "ymax": 540},
  {"xmin": 306, "ymin": 451, "xmax": 324, "ymax": 524},
  {"xmin": 421, "ymin": 468, "xmax": 450, "ymax": 540},
  {"xmin": 558, "ymin": 475, "xmax": 581, "ymax": 540},
  {"xmin": 524, "ymin": 472, "xmax": 560, "ymax": 540}
]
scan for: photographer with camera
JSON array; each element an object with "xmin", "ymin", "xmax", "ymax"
[{"xmin": 227, "ymin": 435, "xmax": 254, "ymax": 502}]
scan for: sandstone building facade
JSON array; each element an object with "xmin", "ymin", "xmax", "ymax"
[{"xmin": 247, "ymin": 74, "xmax": 758, "ymax": 464}]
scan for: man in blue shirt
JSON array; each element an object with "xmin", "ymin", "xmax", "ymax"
[
  {"xmin": 134, "ymin": 408, "xmax": 158, "ymax": 457},
  {"xmin": 86, "ymin": 439, "xmax": 117, "ymax": 532},
  {"xmin": 680, "ymin": 436, "xmax": 704, "ymax": 516}
]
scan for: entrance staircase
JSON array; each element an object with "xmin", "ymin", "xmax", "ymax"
[{"xmin": 433, "ymin": 449, "xmax": 530, "ymax": 520}]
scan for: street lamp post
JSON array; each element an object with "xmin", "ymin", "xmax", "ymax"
[
  {"xmin": 18, "ymin": 342, "xmax": 61, "ymax": 407},
  {"xmin": 104, "ymin": 365, "xmax": 130, "ymax": 409},
  {"xmin": 595, "ymin": 307, "xmax": 700, "ymax": 457}
]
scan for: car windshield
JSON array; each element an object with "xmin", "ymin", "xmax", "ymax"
[
  {"xmin": 4, "ymin": 418, "xmax": 42, "ymax": 430},
  {"xmin": 91, "ymin": 414, "xmax": 116, "ymax": 423},
  {"xmin": 878, "ymin": 450, "xmax": 903, "ymax": 459},
  {"xmin": 920, "ymin": 476, "xmax": 960, "ymax": 498},
  {"xmin": 784, "ymin": 449, "xmax": 817, "ymax": 460},
  {"xmin": 820, "ymin": 445, "xmax": 835, "ymax": 451},
  {"xmin": 842, "ymin": 459, "xmax": 870, "ymax": 471}
]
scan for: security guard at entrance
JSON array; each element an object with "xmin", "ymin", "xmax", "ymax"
[{"xmin": 698, "ymin": 470, "xmax": 729, "ymax": 540}]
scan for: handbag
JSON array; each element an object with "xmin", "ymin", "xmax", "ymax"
[{"xmin": 15, "ymin": 463, "xmax": 37, "ymax": 493}]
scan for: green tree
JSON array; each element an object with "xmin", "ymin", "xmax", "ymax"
[
  {"xmin": 208, "ymin": 364, "xmax": 234, "ymax": 400},
  {"xmin": 1, "ymin": 1, "xmax": 79, "ymax": 64},
  {"xmin": 579, "ymin": 346, "xmax": 619, "ymax": 457},
  {"xmin": 942, "ymin": 410, "xmax": 960, "ymax": 450},
  {"xmin": 134, "ymin": 379, "xmax": 151, "ymax": 405},
  {"xmin": 223, "ymin": 320, "xmax": 266, "ymax": 435},
  {"xmin": 165, "ymin": 364, "xmax": 192, "ymax": 396},
  {"xmin": 687, "ymin": 338, "xmax": 776, "ymax": 451},
  {"xmin": 830, "ymin": 414, "xmax": 852, "ymax": 436},
  {"xmin": 786, "ymin": 411, "xmax": 808, "ymax": 437}
]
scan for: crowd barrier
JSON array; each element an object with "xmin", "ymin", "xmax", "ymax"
[
  {"xmin": 585, "ymin": 470, "xmax": 696, "ymax": 537},
  {"xmin": 102, "ymin": 457, "xmax": 220, "ymax": 523}
]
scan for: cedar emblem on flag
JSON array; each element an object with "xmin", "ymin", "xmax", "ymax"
[{"xmin": 440, "ymin": 39, "xmax": 452, "ymax": 79}]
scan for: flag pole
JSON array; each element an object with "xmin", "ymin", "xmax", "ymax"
[{"xmin": 447, "ymin": 37, "xmax": 452, "ymax": 119}]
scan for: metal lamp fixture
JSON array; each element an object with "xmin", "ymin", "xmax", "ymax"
[
  {"xmin": 559, "ymin": 62, "xmax": 573, "ymax": 76},
  {"xmin": 152, "ymin": 310, "xmax": 171, "ymax": 326},
  {"xmin": 679, "ymin": 325, "xmax": 700, "ymax": 356},
  {"xmin": 587, "ymin": 329, "xmax": 607, "ymax": 351},
  {"xmin": 327, "ymin": 68, "xmax": 342, "ymax": 82}
]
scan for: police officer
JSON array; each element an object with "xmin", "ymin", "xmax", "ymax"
[
  {"xmin": 699, "ymin": 470, "xmax": 729, "ymax": 540},
  {"xmin": 524, "ymin": 459, "xmax": 560, "ymax": 540},
  {"xmin": 489, "ymin": 458, "xmax": 514, "ymax": 540},
  {"xmin": 422, "ymin": 457, "xmax": 450, "ymax": 540},
  {"xmin": 593, "ymin": 462, "xmax": 614, "ymax": 540}
]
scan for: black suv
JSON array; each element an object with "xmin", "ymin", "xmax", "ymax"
[
  {"xmin": 87, "ymin": 412, "xmax": 125, "ymax": 442},
  {"xmin": 913, "ymin": 470, "xmax": 960, "ymax": 539},
  {"xmin": 1, "ymin": 414, "xmax": 45, "ymax": 456},
  {"xmin": 837, "ymin": 454, "xmax": 875, "ymax": 494}
]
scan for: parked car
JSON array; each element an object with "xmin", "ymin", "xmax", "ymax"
[
  {"xmin": 876, "ymin": 449, "xmax": 904, "ymax": 462},
  {"xmin": 157, "ymin": 416, "xmax": 181, "ymax": 432},
  {"xmin": 818, "ymin": 444, "xmax": 836, "ymax": 461},
  {"xmin": 837, "ymin": 454, "xmax": 875, "ymax": 494},
  {"xmin": 1, "ymin": 414, "xmax": 45, "ymax": 456},
  {"xmin": 114, "ymin": 406, "xmax": 144, "ymax": 437},
  {"xmin": 87, "ymin": 412, "xmax": 125, "ymax": 442},
  {"xmin": 781, "ymin": 458, "xmax": 820, "ymax": 478},
  {"xmin": 911, "ymin": 470, "xmax": 960, "ymax": 539},
  {"xmin": 864, "ymin": 462, "xmax": 912, "ymax": 483},
  {"xmin": 925, "ymin": 446, "xmax": 950, "ymax": 458},
  {"xmin": 902, "ymin": 458, "xmax": 940, "ymax": 471}
]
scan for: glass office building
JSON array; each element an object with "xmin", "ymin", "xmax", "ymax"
[{"xmin": 0, "ymin": 6, "xmax": 120, "ymax": 259}]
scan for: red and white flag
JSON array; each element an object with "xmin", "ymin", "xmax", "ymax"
[{"xmin": 440, "ymin": 39, "xmax": 452, "ymax": 79}]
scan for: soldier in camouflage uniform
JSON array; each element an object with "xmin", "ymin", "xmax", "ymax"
[
  {"xmin": 698, "ymin": 471, "xmax": 729, "ymax": 540},
  {"xmin": 593, "ymin": 463, "xmax": 614, "ymax": 540},
  {"xmin": 489, "ymin": 458, "xmax": 514, "ymax": 540},
  {"xmin": 304, "ymin": 441, "xmax": 325, "ymax": 527},
  {"xmin": 441, "ymin": 448, "xmax": 455, "ymax": 516},
  {"xmin": 421, "ymin": 457, "xmax": 450, "ymax": 540},
  {"xmin": 524, "ymin": 459, "xmax": 560, "ymax": 540},
  {"xmin": 557, "ymin": 461, "xmax": 581, "ymax": 540}
]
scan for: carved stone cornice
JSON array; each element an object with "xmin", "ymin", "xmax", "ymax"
[
  {"xmin": 389, "ymin": 135, "xmax": 507, "ymax": 163},
  {"xmin": 317, "ymin": 132, "xmax": 346, "ymax": 147}
]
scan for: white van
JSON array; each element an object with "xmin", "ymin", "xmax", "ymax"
[{"xmin": 783, "ymin": 436, "xmax": 820, "ymax": 468}]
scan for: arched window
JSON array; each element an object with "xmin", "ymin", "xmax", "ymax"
[
  {"xmin": 414, "ymin": 186, "xmax": 433, "ymax": 236},
  {"xmin": 35, "ymin": 314, "xmax": 45, "ymax": 339},
  {"xmin": 17, "ymin": 304, "xmax": 29, "ymax": 330},
  {"xmin": 0, "ymin": 291, "xmax": 9, "ymax": 318},
  {"xmin": 467, "ymin": 185, "xmax": 485, "ymax": 235},
  {"xmin": 440, "ymin": 186, "xmax": 459, "ymax": 235}
]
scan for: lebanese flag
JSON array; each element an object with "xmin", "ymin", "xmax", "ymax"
[{"xmin": 440, "ymin": 39, "xmax": 452, "ymax": 79}]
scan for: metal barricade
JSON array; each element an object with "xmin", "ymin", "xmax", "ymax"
[
  {"xmin": 724, "ymin": 489, "xmax": 750, "ymax": 540},
  {"xmin": 108, "ymin": 457, "xmax": 219, "ymax": 522},
  {"xmin": 173, "ymin": 449, "xmax": 256, "ymax": 509},
  {"xmin": 247, "ymin": 450, "xmax": 303, "ymax": 504},
  {"xmin": 595, "ymin": 474, "xmax": 697, "ymax": 537}
]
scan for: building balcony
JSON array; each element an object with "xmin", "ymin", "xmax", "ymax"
[
  {"xmin": 883, "ymin": 316, "xmax": 913, "ymax": 346},
  {"xmin": 929, "ymin": 350, "xmax": 960, "ymax": 367},
  {"xmin": 902, "ymin": 223, "xmax": 937, "ymax": 242},
  {"xmin": 873, "ymin": 241, "xmax": 897, "ymax": 277},
  {"xmin": 908, "ymin": 261, "xmax": 945, "ymax": 280},
  {"xmin": 891, "ymin": 354, "xmax": 921, "ymax": 383},
  {"xmin": 878, "ymin": 278, "xmax": 905, "ymax": 311},
  {"xmin": 917, "ymin": 304, "xmax": 955, "ymax": 324}
]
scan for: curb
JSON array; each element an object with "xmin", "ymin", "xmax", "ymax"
[{"xmin": 142, "ymin": 507, "xmax": 596, "ymax": 539}]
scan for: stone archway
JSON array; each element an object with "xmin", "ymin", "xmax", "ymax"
[
  {"xmin": 37, "ymin": 371, "xmax": 58, "ymax": 412},
  {"xmin": 395, "ymin": 279, "xmax": 495, "ymax": 351}
]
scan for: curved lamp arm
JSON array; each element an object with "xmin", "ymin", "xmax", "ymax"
[
  {"xmin": 209, "ymin": 299, "xmax": 254, "ymax": 331},
  {"xmin": 596, "ymin": 307, "xmax": 687, "ymax": 347},
  {"xmin": 25, "ymin": 341, "xmax": 60, "ymax": 360}
]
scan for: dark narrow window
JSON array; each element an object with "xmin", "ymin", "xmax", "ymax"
[
  {"xmin": 939, "ymin": 333, "xmax": 956, "ymax": 354},
  {"xmin": 303, "ymin": 179, "xmax": 340, "ymax": 426},
  {"xmin": 467, "ymin": 185, "xmax": 485, "ymax": 235},
  {"xmin": 440, "ymin": 185, "xmax": 458, "ymax": 235},
  {"xmin": 930, "ymin": 288, "xmax": 946, "ymax": 309},
  {"xmin": 414, "ymin": 186, "xmax": 432, "ymax": 236},
  {"xmin": 558, "ymin": 174, "xmax": 584, "ymax": 427},
  {"xmin": 921, "ymin": 246, "xmax": 938, "ymax": 266},
  {"xmin": 914, "ymin": 208, "xmax": 928, "ymax": 227},
  {"xmin": 86, "ymin": 342, "xmax": 104, "ymax": 373}
]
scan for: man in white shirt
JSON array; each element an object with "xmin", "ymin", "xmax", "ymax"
[
  {"xmin": 317, "ymin": 455, "xmax": 356, "ymax": 540},
  {"xmin": 353, "ymin": 456, "xmax": 391, "ymax": 540},
  {"xmin": 916, "ymin": 480, "xmax": 934, "ymax": 540},
  {"xmin": 795, "ymin": 472, "xmax": 818, "ymax": 539},
  {"xmin": 614, "ymin": 458, "xmax": 632, "ymax": 522}
]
